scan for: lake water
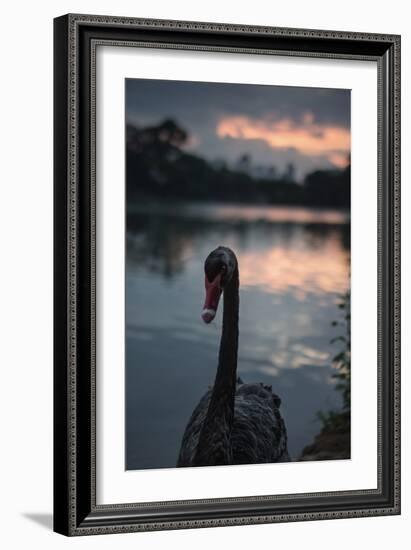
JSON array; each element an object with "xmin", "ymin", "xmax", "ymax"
[{"xmin": 125, "ymin": 202, "xmax": 350, "ymax": 469}]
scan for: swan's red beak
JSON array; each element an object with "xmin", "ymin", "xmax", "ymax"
[{"xmin": 202, "ymin": 273, "xmax": 222, "ymax": 324}]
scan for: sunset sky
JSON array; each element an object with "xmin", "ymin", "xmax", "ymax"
[{"xmin": 126, "ymin": 79, "xmax": 350, "ymax": 181}]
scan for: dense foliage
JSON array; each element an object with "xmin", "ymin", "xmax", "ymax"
[
  {"xmin": 126, "ymin": 119, "xmax": 350, "ymax": 208},
  {"xmin": 317, "ymin": 291, "xmax": 351, "ymax": 434}
]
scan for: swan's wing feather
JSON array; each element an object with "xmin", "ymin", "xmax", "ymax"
[
  {"xmin": 176, "ymin": 390, "xmax": 211, "ymax": 467},
  {"xmin": 232, "ymin": 383, "xmax": 289, "ymax": 464}
]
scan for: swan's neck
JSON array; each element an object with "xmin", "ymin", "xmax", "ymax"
[
  {"xmin": 193, "ymin": 268, "xmax": 239, "ymax": 466},
  {"xmin": 215, "ymin": 270, "xmax": 239, "ymax": 403}
]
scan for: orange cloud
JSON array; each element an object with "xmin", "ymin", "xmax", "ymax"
[
  {"xmin": 216, "ymin": 113, "xmax": 350, "ymax": 167},
  {"xmin": 327, "ymin": 151, "xmax": 349, "ymax": 168}
]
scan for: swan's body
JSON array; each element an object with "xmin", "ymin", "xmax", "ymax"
[
  {"xmin": 177, "ymin": 246, "xmax": 289, "ymax": 467},
  {"xmin": 178, "ymin": 378, "xmax": 288, "ymax": 466}
]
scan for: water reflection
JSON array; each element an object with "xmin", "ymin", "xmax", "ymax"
[
  {"xmin": 239, "ymin": 242, "xmax": 349, "ymax": 297},
  {"xmin": 126, "ymin": 202, "xmax": 350, "ymax": 469}
]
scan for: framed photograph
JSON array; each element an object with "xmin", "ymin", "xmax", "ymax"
[{"xmin": 53, "ymin": 14, "xmax": 401, "ymax": 536}]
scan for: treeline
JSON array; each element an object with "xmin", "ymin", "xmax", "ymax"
[{"xmin": 126, "ymin": 119, "xmax": 350, "ymax": 208}]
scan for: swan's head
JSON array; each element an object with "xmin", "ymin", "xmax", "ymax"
[{"xmin": 202, "ymin": 246, "xmax": 237, "ymax": 324}]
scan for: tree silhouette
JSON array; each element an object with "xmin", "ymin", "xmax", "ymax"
[{"xmin": 126, "ymin": 119, "xmax": 350, "ymax": 208}]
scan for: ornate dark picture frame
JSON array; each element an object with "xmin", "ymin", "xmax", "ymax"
[{"xmin": 53, "ymin": 13, "xmax": 401, "ymax": 536}]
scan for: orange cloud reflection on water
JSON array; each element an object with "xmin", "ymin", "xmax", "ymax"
[
  {"xmin": 217, "ymin": 114, "xmax": 350, "ymax": 167},
  {"xmin": 209, "ymin": 204, "xmax": 348, "ymax": 225},
  {"xmin": 238, "ymin": 238, "xmax": 349, "ymax": 299}
]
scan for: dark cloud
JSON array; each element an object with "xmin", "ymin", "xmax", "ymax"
[{"xmin": 126, "ymin": 78, "xmax": 350, "ymax": 179}]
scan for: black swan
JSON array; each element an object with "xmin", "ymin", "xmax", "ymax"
[{"xmin": 177, "ymin": 246, "xmax": 289, "ymax": 467}]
